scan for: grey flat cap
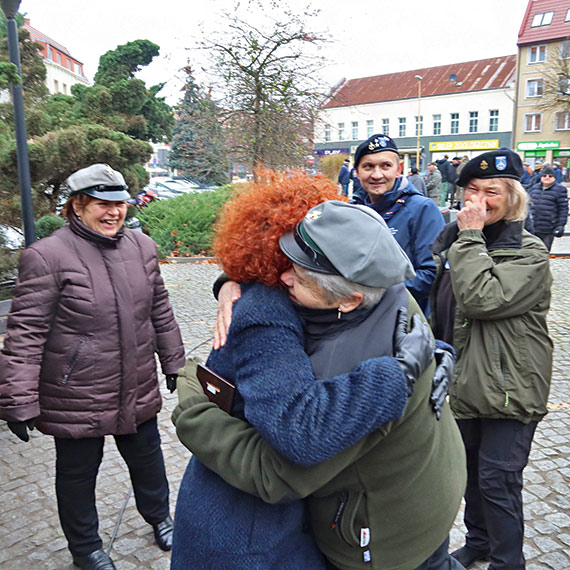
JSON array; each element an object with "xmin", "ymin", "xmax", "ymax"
[
  {"xmin": 66, "ymin": 164, "xmax": 130, "ymax": 201},
  {"xmin": 279, "ymin": 200, "xmax": 415, "ymax": 288}
]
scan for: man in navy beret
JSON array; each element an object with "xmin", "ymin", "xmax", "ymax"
[{"xmin": 352, "ymin": 134, "xmax": 445, "ymax": 315}]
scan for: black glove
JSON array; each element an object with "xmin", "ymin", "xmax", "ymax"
[
  {"xmin": 430, "ymin": 347, "xmax": 455, "ymax": 420},
  {"xmin": 7, "ymin": 419, "xmax": 36, "ymax": 442},
  {"xmin": 553, "ymin": 226, "xmax": 565, "ymax": 238},
  {"xmin": 393, "ymin": 308, "xmax": 435, "ymax": 396},
  {"xmin": 165, "ymin": 374, "xmax": 178, "ymax": 393}
]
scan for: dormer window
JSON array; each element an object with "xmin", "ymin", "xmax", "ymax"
[{"xmin": 531, "ymin": 11, "xmax": 554, "ymax": 27}]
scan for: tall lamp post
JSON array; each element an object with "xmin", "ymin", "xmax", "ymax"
[
  {"xmin": 415, "ymin": 75, "xmax": 422, "ymax": 170},
  {"xmin": 1, "ymin": 0, "xmax": 36, "ymax": 246}
]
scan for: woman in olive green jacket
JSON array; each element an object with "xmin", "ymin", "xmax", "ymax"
[{"xmin": 430, "ymin": 148, "xmax": 553, "ymax": 570}]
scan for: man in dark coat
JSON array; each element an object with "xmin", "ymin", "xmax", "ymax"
[
  {"xmin": 337, "ymin": 158, "xmax": 350, "ymax": 196},
  {"xmin": 528, "ymin": 166, "xmax": 569, "ymax": 251}
]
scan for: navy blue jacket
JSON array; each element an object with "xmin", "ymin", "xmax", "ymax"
[
  {"xmin": 338, "ymin": 164, "xmax": 350, "ymax": 185},
  {"xmin": 528, "ymin": 181, "xmax": 569, "ymax": 234},
  {"xmin": 363, "ymin": 177, "xmax": 445, "ymax": 314}
]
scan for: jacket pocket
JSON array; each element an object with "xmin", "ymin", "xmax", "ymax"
[
  {"xmin": 331, "ymin": 489, "xmax": 367, "ymax": 547},
  {"xmin": 60, "ymin": 335, "xmax": 90, "ymax": 385}
]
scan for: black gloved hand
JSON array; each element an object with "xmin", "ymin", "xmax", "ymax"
[
  {"xmin": 393, "ymin": 307, "xmax": 435, "ymax": 396},
  {"xmin": 165, "ymin": 374, "xmax": 178, "ymax": 393},
  {"xmin": 7, "ymin": 419, "xmax": 36, "ymax": 442},
  {"xmin": 430, "ymin": 347, "xmax": 455, "ymax": 420},
  {"xmin": 553, "ymin": 226, "xmax": 565, "ymax": 238}
]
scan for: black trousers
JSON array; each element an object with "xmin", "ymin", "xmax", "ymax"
[
  {"xmin": 456, "ymin": 418, "xmax": 537, "ymax": 570},
  {"xmin": 54, "ymin": 416, "xmax": 170, "ymax": 557}
]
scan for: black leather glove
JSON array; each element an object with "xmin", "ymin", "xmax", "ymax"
[
  {"xmin": 553, "ymin": 226, "xmax": 565, "ymax": 238},
  {"xmin": 430, "ymin": 347, "xmax": 455, "ymax": 420},
  {"xmin": 393, "ymin": 308, "xmax": 435, "ymax": 396},
  {"xmin": 165, "ymin": 374, "xmax": 178, "ymax": 393},
  {"xmin": 7, "ymin": 419, "xmax": 36, "ymax": 442}
]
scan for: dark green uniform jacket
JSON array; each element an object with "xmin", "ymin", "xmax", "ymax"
[
  {"xmin": 431, "ymin": 221, "xmax": 553, "ymax": 423},
  {"xmin": 173, "ymin": 293, "xmax": 466, "ymax": 569}
]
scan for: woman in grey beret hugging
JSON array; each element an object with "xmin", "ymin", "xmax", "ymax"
[
  {"xmin": 0, "ymin": 164, "xmax": 185, "ymax": 570},
  {"xmin": 170, "ymin": 170, "xmax": 466, "ymax": 570},
  {"xmin": 430, "ymin": 148, "xmax": 553, "ymax": 570}
]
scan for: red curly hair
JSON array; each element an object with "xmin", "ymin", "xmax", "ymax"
[{"xmin": 213, "ymin": 169, "xmax": 344, "ymax": 286}]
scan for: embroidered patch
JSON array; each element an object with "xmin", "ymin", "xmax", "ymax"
[
  {"xmin": 360, "ymin": 528, "xmax": 370, "ymax": 547},
  {"xmin": 495, "ymin": 156, "xmax": 507, "ymax": 171},
  {"xmin": 363, "ymin": 550, "xmax": 371, "ymax": 563}
]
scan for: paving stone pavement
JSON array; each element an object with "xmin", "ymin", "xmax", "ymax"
[{"xmin": 0, "ymin": 259, "xmax": 568, "ymax": 569}]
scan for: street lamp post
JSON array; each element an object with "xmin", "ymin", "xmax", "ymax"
[
  {"xmin": 1, "ymin": 0, "xmax": 36, "ymax": 246},
  {"xmin": 415, "ymin": 75, "xmax": 422, "ymax": 171}
]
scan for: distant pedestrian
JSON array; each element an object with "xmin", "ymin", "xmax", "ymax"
[
  {"xmin": 426, "ymin": 162, "xmax": 442, "ymax": 204},
  {"xmin": 520, "ymin": 162, "xmax": 532, "ymax": 188},
  {"xmin": 452, "ymin": 155, "xmax": 470, "ymax": 209},
  {"xmin": 553, "ymin": 161, "xmax": 563, "ymax": 184},
  {"xmin": 349, "ymin": 166, "xmax": 363, "ymax": 198},
  {"xmin": 528, "ymin": 166, "xmax": 569, "ymax": 251},
  {"xmin": 408, "ymin": 166, "xmax": 427, "ymax": 196},
  {"xmin": 436, "ymin": 154, "xmax": 454, "ymax": 207},
  {"xmin": 337, "ymin": 158, "xmax": 350, "ymax": 196}
]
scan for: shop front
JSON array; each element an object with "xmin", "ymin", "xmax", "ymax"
[{"xmin": 516, "ymin": 140, "xmax": 560, "ymax": 169}]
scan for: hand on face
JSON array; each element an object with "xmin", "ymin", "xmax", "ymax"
[{"xmin": 457, "ymin": 193, "xmax": 487, "ymax": 231}]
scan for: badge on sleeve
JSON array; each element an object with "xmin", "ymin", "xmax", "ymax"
[{"xmin": 360, "ymin": 527, "xmax": 370, "ymax": 547}]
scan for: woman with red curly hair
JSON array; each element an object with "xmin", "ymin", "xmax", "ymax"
[{"xmin": 170, "ymin": 171, "xmax": 446, "ymax": 569}]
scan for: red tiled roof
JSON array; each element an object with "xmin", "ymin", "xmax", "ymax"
[
  {"xmin": 518, "ymin": 0, "xmax": 570, "ymax": 46},
  {"xmin": 23, "ymin": 21, "xmax": 76, "ymax": 61},
  {"xmin": 323, "ymin": 56, "xmax": 516, "ymax": 109}
]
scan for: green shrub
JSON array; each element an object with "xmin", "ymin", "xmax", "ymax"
[
  {"xmin": 35, "ymin": 215, "xmax": 66, "ymax": 240},
  {"xmin": 137, "ymin": 185, "xmax": 234, "ymax": 258}
]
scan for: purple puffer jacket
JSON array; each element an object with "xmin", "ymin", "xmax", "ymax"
[{"xmin": 0, "ymin": 215, "xmax": 185, "ymax": 438}]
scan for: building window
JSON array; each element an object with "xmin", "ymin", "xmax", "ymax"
[
  {"xmin": 415, "ymin": 116, "xmax": 423, "ymax": 136},
  {"xmin": 469, "ymin": 112, "xmax": 478, "ymax": 133},
  {"xmin": 433, "ymin": 114, "xmax": 441, "ymax": 135},
  {"xmin": 351, "ymin": 121, "xmax": 359, "ymax": 140},
  {"xmin": 489, "ymin": 110, "xmax": 499, "ymax": 132},
  {"xmin": 382, "ymin": 118, "xmax": 389, "ymax": 135},
  {"xmin": 529, "ymin": 45, "xmax": 547, "ymax": 63},
  {"xmin": 559, "ymin": 75, "xmax": 570, "ymax": 94},
  {"xmin": 398, "ymin": 117, "xmax": 406, "ymax": 137},
  {"xmin": 57, "ymin": 53, "xmax": 61, "ymax": 65},
  {"xmin": 526, "ymin": 79, "xmax": 544, "ymax": 97},
  {"xmin": 567, "ymin": 8, "xmax": 570, "ymax": 22},
  {"xmin": 63, "ymin": 84, "xmax": 68, "ymax": 94},
  {"xmin": 67, "ymin": 59, "xmax": 72, "ymax": 69},
  {"xmin": 47, "ymin": 46, "xmax": 53, "ymax": 60},
  {"xmin": 54, "ymin": 79, "xmax": 59, "ymax": 92},
  {"xmin": 450, "ymin": 113, "xmax": 459, "ymax": 134},
  {"xmin": 75, "ymin": 62, "xmax": 81, "ymax": 75},
  {"xmin": 561, "ymin": 41, "xmax": 570, "ymax": 60},
  {"xmin": 555, "ymin": 111, "xmax": 570, "ymax": 130},
  {"xmin": 524, "ymin": 113, "xmax": 542, "ymax": 132},
  {"xmin": 324, "ymin": 124, "xmax": 331, "ymax": 142},
  {"xmin": 366, "ymin": 120, "xmax": 374, "ymax": 138},
  {"xmin": 531, "ymin": 11, "xmax": 554, "ymax": 27},
  {"xmin": 338, "ymin": 122, "xmax": 345, "ymax": 141}
]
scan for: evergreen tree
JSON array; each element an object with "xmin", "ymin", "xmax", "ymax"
[{"xmin": 169, "ymin": 66, "xmax": 228, "ymax": 185}]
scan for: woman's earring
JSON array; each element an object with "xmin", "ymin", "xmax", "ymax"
[{"xmin": 337, "ymin": 308, "xmax": 342, "ymax": 320}]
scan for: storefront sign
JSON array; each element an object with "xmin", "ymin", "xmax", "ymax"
[
  {"xmin": 516, "ymin": 140, "xmax": 560, "ymax": 151},
  {"xmin": 523, "ymin": 151, "xmax": 546, "ymax": 157},
  {"xmin": 429, "ymin": 139, "xmax": 499, "ymax": 152},
  {"xmin": 554, "ymin": 149, "xmax": 570, "ymax": 157},
  {"xmin": 314, "ymin": 148, "xmax": 350, "ymax": 156}
]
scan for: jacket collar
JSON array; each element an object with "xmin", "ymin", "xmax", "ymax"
[
  {"xmin": 69, "ymin": 212, "xmax": 125, "ymax": 247},
  {"xmin": 431, "ymin": 219, "xmax": 523, "ymax": 255},
  {"xmin": 363, "ymin": 176, "xmax": 421, "ymax": 209}
]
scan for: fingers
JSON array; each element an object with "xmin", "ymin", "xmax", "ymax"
[{"xmin": 213, "ymin": 282, "xmax": 241, "ymax": 350}]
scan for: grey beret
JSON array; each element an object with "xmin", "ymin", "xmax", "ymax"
[
  {"xmin": 279, "ymin": 200, "xmax": 415, "ymax": 288},
  {"xmin": 66, "ymin": 164, "xmax": 130, "ymax": 201}
]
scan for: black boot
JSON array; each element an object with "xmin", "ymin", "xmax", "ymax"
[
  {"xmin": 450, "ymin": 546, "xmax": 490, "ymax": 568},
  {"xmin": 152, "ymin": 515, "xmax": 173, "ymax": 551},
  {"xmin": 73, "ymin": 549, "xmax": 116, "ymax": 570}
]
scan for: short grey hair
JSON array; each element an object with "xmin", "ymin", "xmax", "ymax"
[{"xmin": 300, "ymin": 266, "xmax": 385, "ymax": 309}]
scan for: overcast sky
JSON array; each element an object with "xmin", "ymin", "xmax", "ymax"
[{"xmin": 19, "ymin": 0, "xmax": 529, "ymax": 104}]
